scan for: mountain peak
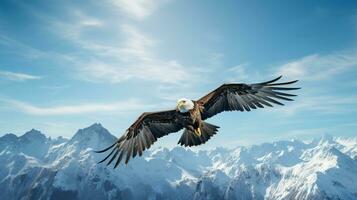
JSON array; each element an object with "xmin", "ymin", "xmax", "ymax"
[
  {"xmin": 88, "ymin": 122, "xmax": 103, "ymax": 129},
  {"xmin": 20, "ymin": 129, "xmax": 47, "ymax": 141},
  {"xmin": 317, "ymin": 133, "xmax": 334, "ymax": 146},
  {"xmin": 321, "ymin": 133, "xmax": 333, "ymax": 141},
  {"xmin": 309, "ymin": 134, "xmax": 335, "ymax": 147},
  {"xmin": 24, "ymin": 128, "xmax": 42, "ymax": 135},
  {"xmin": 69, "ymin": 123, "xmax": 116, "ymax": 148},
  {"xmin": 0, "ymin": 133, "xmax": 18, "ymax": 141},
  {"xmin": 73, "ymin": 123, "xmax": 108, "ymax": 137}
]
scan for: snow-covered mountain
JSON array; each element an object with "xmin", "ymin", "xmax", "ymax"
[{"xmin": 1, "ymin": 123, "xmax": 356, "ymax": 200}]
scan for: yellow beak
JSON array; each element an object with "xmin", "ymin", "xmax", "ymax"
[{"xmin": 177, "ymin": 101, "xmax": 184, "ymax": 110}]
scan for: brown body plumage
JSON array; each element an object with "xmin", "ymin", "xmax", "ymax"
[{"xmin": 96, "ymin": 76, "xmax": 300, "ymax": 168}]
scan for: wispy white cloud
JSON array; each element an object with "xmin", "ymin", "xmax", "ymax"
[
  {"xmin": 0, "ymin": 34, "xmax": 45, "ymax": 59},
  {"xmin": 80, "ymin": 59, "xmax": 189, "ymax": 84},
  {"xmin": 219, "ymin": 62, "xmax": 266, "ymax": 84},
  {"xmin": 270, "ymin": 50, "xmax": 357, "ymax": 116},
  {"xmin": 52, "ymin": 10, "xmax": 103, "ymax": 41},
  {"xmin": 0, "ymin": 32, "xmax": 76, "ymax": 66},
  {"xmin": 0, "ymin": 70, "xmax": 41, "ymax": 81},
  {"xmin": 32, "ymin": 6, "xmax": 187, "ymax": 84},
  {"xmin": 226, "ymin": 63, "xmax": 252, "ymax": 82},
  {"xmin": 275, "ymin": 94, "xmax": 357, "ymax": 115},
  {"xmin": 1, "ymin": 98, "xmax": 147, "ymax": 115},
  {"xmin": 73, "ymin": 25, "xmax": 191, "ymax": 84},
  {"xmin": 111, "ymin": 0, "xmax": 168, "ymax": 20},
  {"xmin": 9, "ymin": 4, "xmax": 190, "ymax": 85},
  {"xmin": 277, "ymin": 51, "xmax": 357, "ymax": 81},
  {"xmin": 39, "ymin": 84, "xmax": 70, "ymax": 90}
]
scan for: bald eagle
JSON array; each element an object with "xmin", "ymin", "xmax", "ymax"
[{"xmin": 96, "ymin": 76, "xmax": 300, "ymax": 168}]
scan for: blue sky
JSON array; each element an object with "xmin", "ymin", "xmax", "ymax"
[{"xmin": 0, "ymin": 0, "xmax": 357, "ymax": 148}]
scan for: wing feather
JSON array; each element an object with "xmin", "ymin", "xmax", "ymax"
[
  {"xmin": 98, "ymin": 147, "xmax": 116, "ymax": 164},
  {"xmin": 96, "ymin": 110, "xmax": 183, "ymax": 167},
  {"xmin": 107, "ymin": 149, "xmax": 119, "ymax": 166},
  {"xmin": 115, "ymin": 149, "xmax": 125, "ymax": 168},
  {"xmin": 198, "ymin": 76, "xmax": 300, "ymax": 120}
]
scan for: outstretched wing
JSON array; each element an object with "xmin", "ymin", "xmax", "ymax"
[
  {"xmin": 198, "ymin": 76, "xmax": 300, "ymax": 120},
  {"xmin": 95, "ymin": 110, "xmax": 183, "ymax": 168}
]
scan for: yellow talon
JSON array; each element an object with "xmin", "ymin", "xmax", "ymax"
[{"xmin": 194, "ymin": 127, "xmax": 201, "ymax": 137}]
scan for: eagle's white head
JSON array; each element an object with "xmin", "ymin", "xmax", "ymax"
[{"xmin": 176, "ymin": 98, "xmax": 194, "ymax": 113}]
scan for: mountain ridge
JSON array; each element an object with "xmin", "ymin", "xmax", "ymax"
[{"xmin": 0, "ymin": 123, "xmax": 356, "ymax": 200}]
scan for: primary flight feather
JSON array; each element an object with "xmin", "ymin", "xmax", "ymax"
[{"xmin": 96, "ymin": 76, "xmax": 300, "ymax": 168}]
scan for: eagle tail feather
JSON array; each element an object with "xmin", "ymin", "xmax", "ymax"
[{"xmin": 178, "ymin": 122, "xmax": 219, "ymax": 147}]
